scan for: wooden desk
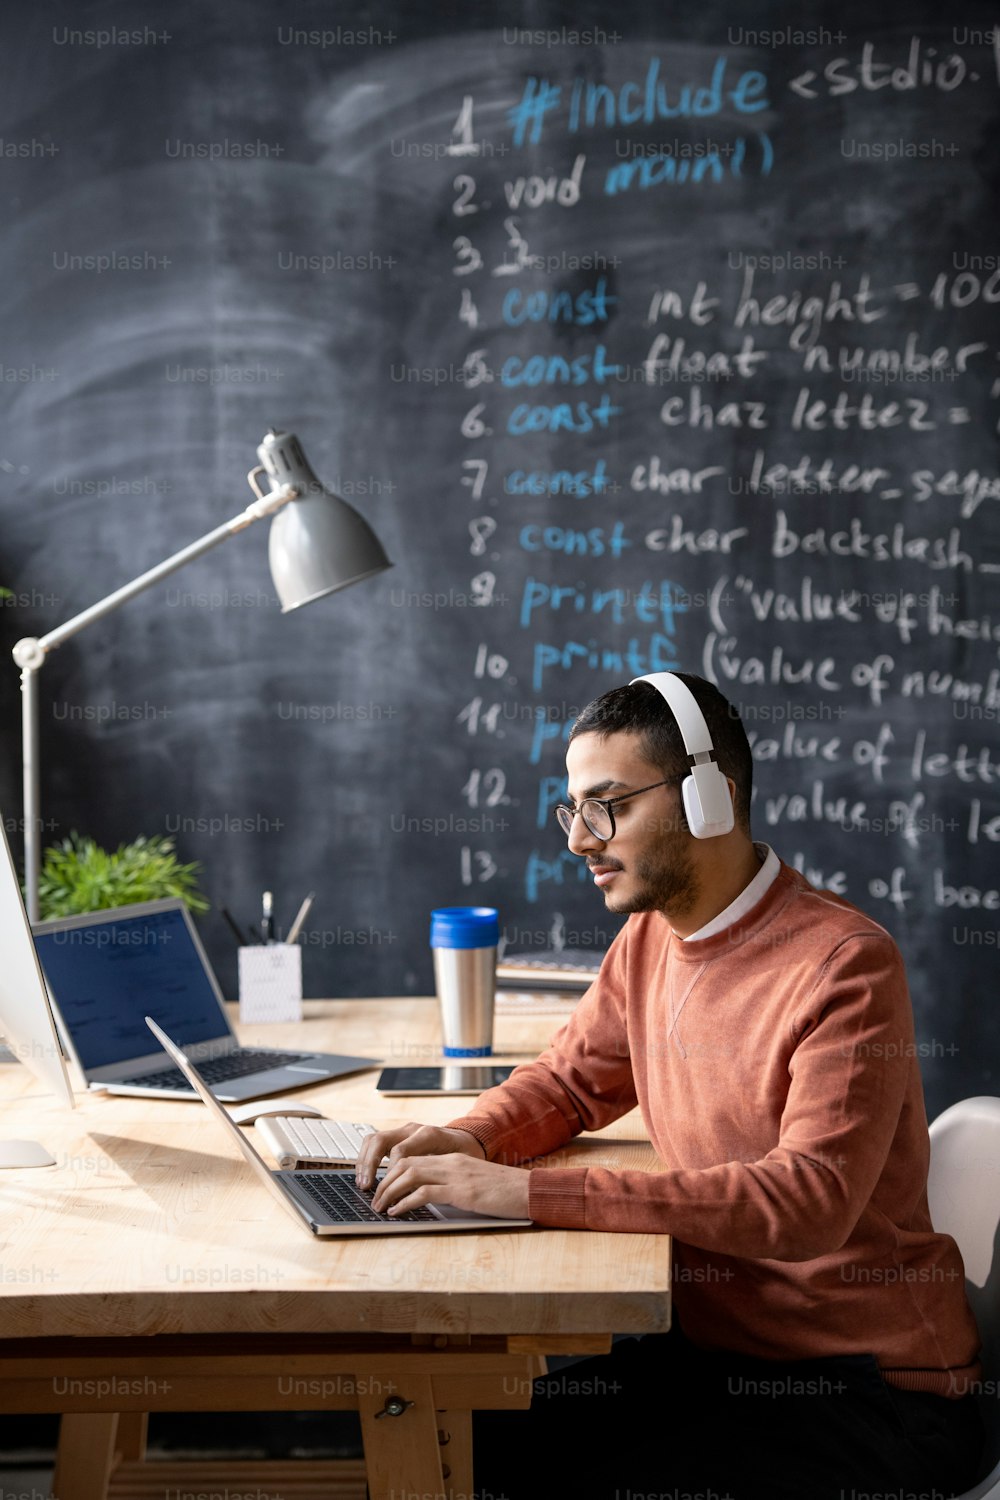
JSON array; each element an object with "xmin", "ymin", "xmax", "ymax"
[{"xmin": 0, "ymin": 998, "xmax": 670, "ymax": 1499}]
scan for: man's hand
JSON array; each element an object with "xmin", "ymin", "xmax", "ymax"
[
  {"xmin": 354, "ymin": 1122, "xmax": 531, "ymax": 1219},
  {"xmin": 371, "ymin": 1151, "xmax": 532, "ymax": 1221},
  {"xmin": 354, "ymin": 1122, "xmax": 486, "ymax": 1191}
]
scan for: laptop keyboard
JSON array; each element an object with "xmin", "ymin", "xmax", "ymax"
[
  {"xmin": 296, "ymin": 1171, "xmax": 437, "ymax": 1224},
  {"xmin": 120, "ymin": 1048, "xmax": 313, "ymax": 1090}
]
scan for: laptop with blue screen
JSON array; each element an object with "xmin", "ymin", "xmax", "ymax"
[{"xmin": 33, "ymin": 898, "xmax": 378, "ymax": 1100}]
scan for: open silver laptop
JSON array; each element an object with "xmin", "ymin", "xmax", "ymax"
[
  {"xmin": 32, "ymin": 898, "xmax": 378, "ymax": 1100},
  {"xmin": 146, "ymin": 1016, "xmax": 533, "ymax": 1237}
]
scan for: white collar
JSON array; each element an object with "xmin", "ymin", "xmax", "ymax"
[{"xmin": 678, "ymin": 842, "xmax": 780, "ymax": 942}]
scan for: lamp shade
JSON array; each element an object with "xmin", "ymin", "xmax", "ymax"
[{"xmin": 257, "ymin": 429, "xmax": 392, "ymax": 612}]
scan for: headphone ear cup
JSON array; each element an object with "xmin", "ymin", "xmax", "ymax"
[{"xmin": 683, "ymin": 765, "xmax": 735, "ymax": 840}]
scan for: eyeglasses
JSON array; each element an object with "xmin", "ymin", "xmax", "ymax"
[{"xmin": 554, "ymin": 779, "xmax": 678, "ymax": 841}]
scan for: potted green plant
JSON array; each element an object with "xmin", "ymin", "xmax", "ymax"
[{"xmin": 36, "ymin": 832, "xmax": 209, "ymax": 920}]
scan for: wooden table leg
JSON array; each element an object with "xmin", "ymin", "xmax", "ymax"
[
  {"xmin": 437, "ymin": 1408, "xmax": 473, "ymax": 1499},
  {"xmin": 53, "ymin": 1413, "xmax": 120, "ymax": 1500},
  {"xmin": 358, "ymin": 1375, "xmax": 445, "ymax": 1500},
  {"xmin": 114, "ymin": 1410, "xmax": 147, "ymax": 1461}
]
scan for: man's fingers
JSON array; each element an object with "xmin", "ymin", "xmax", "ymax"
[
  {"xmin": 356, "ymin": 1124, "xmax": 474, "ymax": 1190},
  {"xmin": 355, "ymin": 1125, "xmax": 416, "ymax": 1188},
  {"xmin": 385, "ymin": 1185, "xmax": 438, "ymax": 1217},
  {"xmin": 370, "ymin": 1158, "xmax": 424, "ymax": 1212},
  {"xmin": 368, "ymin": 1153, "xmax": 528, "ymax": 1221},
  {"xmin": 354, "ymin": 1135, "xmax": 391, "ymax": 1189},
  {"xmin": 372, "ymin": 1156, "xmax": 447, "ymax": 1214}
]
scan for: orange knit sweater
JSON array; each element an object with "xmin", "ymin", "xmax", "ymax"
[{"xmin": 448, "ymin": 861, "xmax": 981, "ymax": 1396}]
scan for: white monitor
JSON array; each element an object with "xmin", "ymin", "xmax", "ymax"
[{"xmin": 0, "ymin": 815, "xmax": 74, "ymax": 1166}]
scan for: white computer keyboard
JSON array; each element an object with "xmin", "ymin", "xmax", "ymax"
[{"xmin": 255, "ymin": 1115, "xmax": 386, "ymax": 1169}]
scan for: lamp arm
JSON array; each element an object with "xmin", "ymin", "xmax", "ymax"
[
  {"xmin": 11, "ymin": 480, "xmax": 297, "ymax": 920},
  {"xmin": 13, "ymin": 481, "xmax": 297, "ymax": 668}
]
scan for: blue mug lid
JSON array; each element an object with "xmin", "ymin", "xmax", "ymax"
[{"xmin": 430, "ymin": 906, "xmax": 500, "ymax": 949}]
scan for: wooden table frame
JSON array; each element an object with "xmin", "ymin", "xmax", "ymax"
[
  {"xmin": 2, "ymin": 1332, "xmax": 619, "ymax": 1498},
  {"xmin": 0, "ymin": 998, "xmax": 671, "ymax": 1498}
]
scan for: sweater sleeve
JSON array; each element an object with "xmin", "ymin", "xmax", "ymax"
[
  {"xmin": 445, "ymin": 925, "xmax": 638, "ymax": 1164},
  {"xmin": 526, "ymin": 933, "xmax": 915, "ymax": 1256}
]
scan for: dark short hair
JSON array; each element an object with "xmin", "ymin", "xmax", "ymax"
[{"xmin": 569, "ymin": 673, "xmax": 753, "ymax": 832}]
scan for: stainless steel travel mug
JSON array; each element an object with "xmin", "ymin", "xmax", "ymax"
[{"xmin": 430, "ymin": 906, "xmax": 499, "ymax": 1057}]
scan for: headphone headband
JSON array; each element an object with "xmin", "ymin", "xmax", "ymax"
[{"xmin": 630, "ymin": 672, "xmax": 714, "ymax": 760}]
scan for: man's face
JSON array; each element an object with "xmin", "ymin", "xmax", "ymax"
[{"xmin": 564, "ymin": 730, "xmax": 698, "ymax": 919}]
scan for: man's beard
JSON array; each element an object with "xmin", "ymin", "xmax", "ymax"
[{"xmin": 602, "ymin": 841, "xmax": 699, "ymax": 918}]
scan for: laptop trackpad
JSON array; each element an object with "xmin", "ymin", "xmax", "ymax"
[{"xmin": 431, "ymin": 1201, "xmax": 524, "ymax": 1223}]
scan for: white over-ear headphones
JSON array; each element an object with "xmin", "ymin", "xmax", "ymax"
[{"xmin": 629, "ymin": 673, "xmax": 735, "ymax": 839}]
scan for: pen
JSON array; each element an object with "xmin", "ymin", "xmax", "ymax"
[
  {"xmin": 286, "ymin": 891, "xmax": 315, "ymax": 945},
  {"xmin": 262, "ymin": 891, "xmax": 274, "ymax": 944},
  {"xmin": 221, "ymin": 907, "xmax": 248, "ymax": 946}
]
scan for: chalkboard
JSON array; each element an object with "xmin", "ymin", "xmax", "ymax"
[{"xmin": 1, "ymin": 0, "xmax": 998, "ymax": 1118}]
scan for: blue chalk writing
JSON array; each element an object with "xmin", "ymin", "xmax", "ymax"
[
  {"xmin": 525, "ymin": 847, "xmax": 592, "ymax": 902},
  {"xmin": 509, "ymin": 58, "xmax": 769, "ymax": 148},
  {"xmin": 508, "ymin": 77, "xmax": 563, "ymax": 147},
  {"xmin": 501, "ymin": 278, "xmax": 616, "ymax": 327},
  {"xmin": 507, "ymin": 395, "xmax": 621, "ymax": 434},
  {"xmin": 604, "ymin": 134, "xmax": 774, "ymax": 194},
  {"xmin": 505, "ymin": 461, "xmax": 610, "ymax": 497},
  {"xmin": 531, "ymin": 635, "xmax": 680, "ymax": 692},
  {"xmin": 519, "ymin": 520, "xmax": 631, "ymax": 557},
  {"xmin": 606, "ymin": 151, "xmax": 725, "ymax": 192},
  {"xmin": 529, "ymin": 715, "xmax": 574, "ymax": 765},
  {"xmin": 500, "ymin": 344, "xmax": 620, "ymax": 387},
  {"xmin": 520, "ymin": 578, "xmax": 690, "ymax": 635},
  {"xmin": 537, "ymin": 775, "xmax": 568, "ymax": 829}
]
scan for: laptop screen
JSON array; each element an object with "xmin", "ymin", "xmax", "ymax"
[{"xmin": 34, "ymin": 907, "xmax": 225, "ymax": 1070}]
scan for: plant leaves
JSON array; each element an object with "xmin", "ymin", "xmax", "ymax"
[{"xmin": 36, "ymin": 832, "xmax": 210, "ymax": 920}]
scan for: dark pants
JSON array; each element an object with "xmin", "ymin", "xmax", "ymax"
[{"xmin": 473, "ymin": 1324, "xmax": 986, "ymax": 1499}]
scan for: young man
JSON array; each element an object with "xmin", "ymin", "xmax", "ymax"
[{"xmin": 356, "ymin": 672, "xmax": 985, "ymax": 1498}]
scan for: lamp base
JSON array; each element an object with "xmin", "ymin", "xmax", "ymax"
[{"xmin": 0, "ymin": 1138, "xmax": 56, "ymax": 1168}]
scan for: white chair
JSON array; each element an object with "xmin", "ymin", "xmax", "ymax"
[{"xmin": 927, "ymin": 1096, "xmax": 1000, "ymax": 1498}]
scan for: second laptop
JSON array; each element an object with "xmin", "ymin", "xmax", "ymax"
[{"xmin": 33, "ymin": 898, "xmax": 379, "ymax": 1100}]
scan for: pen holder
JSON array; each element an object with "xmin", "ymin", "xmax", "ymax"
[{"xmin": 238, "ymin": 943, "xmax": 303, "ymax": 1024}]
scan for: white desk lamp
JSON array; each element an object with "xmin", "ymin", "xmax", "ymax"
[{"xmin": 11, "ymin": 429, "xmax": 392, "ymax": 922}]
